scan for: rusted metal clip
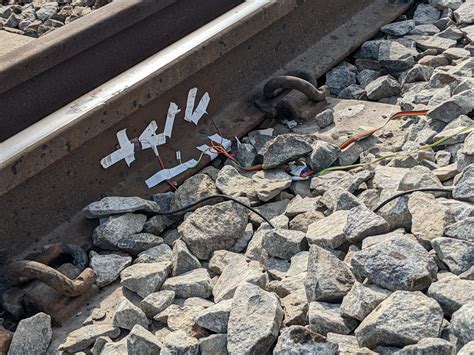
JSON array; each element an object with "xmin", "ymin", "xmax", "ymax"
[
  {"xmin": 255, "ymin": 71, "xmax": 330, "ymax": 122},
  {"xmin": 4, "ymin": 243, "xmax": 96, "ymax": 297}
]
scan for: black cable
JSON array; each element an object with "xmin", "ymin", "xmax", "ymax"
[
  {"xmin": 373, "ymin": 188, "xmax": 454, "ymax": 213},
  {"xmin": 155, "ymin": 194, "xmax": 275, "ymax": 228}
]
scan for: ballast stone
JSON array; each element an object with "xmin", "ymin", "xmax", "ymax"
[
  {"xmin": 227, "ymin": 283, "xmax": 283, "ymax": 355},
  {"xmin": 139, "ymin": 290, "xmax": 175, "ymax": 319},
  {"xmin": 428, "ymin": 274, "xmax": 474, "ymax": 316},
  {"xmin": 414, "ymin": 4, "xmax": 441, "ymax": 25},
  {"xmin": 340, "ymin": 282, "xmax": 391, "ymax": 321},
  {"xmin": 381, "ymin": 20, "xmax": 415, "ymax": 36},
  {"xmin": 161, "ymin": 268, "xmax": 212, "ymax": 299},
  {"xmin": 120, "ymin": 262, "xmax": 171, "ymax": 298},
  {"xmin": 355, "ymin": 291, "xmax": 444, "ymax": 349},
  {"xmin": 112, "ymin": 297, "xmax": 149, "ymax": 331},
  {"xmin": 83, "ymin": 196, "xmax": 160, "ymax": 218},
  {"xmin": 161, "ymin": 330, "xmax": 199, "ymax": 355},
  {"xmin": 59, "ymin": 324, "xmax": 120, "ymax": 353},
  {"xmin": 92, "ymin": 213, "xmax": 147, "ymax": 250},
  {"xmin": 308, "ymin": 302, "xmax": 358, "ymax": 336},
  {"xmin": 273, "ymin": 326, "xmax": 338, "ymax": 355},
  {"xmin": 8, "ymin": 312, "xmax": 52, "ymax": 355},
  {"xmin": 432, "ymin": 237, "xmax": 474, "ymax": 275},
  {"xmin": 305, "ymin": 245, "xmax": 355, "ymax": 302},
  {"xmin": 127, "ymin": 325, "xmax": 162, "ymax": 355},
  {"xmin": 261, "ymin": 134, "xmax": 313, "ymax": 169},
  {"xmin": 450, "ymin": 301, "xmax": 474, "ymax": 345},
  {"xmin": 366, "ymin": 75, "xmax": 401, "ymax": 100},
  {"xmin": 444, "ymin": 217, "xmax": 474, "ymax": 243},
  {"xmin": 171, "ymin": 239, "xmax": 201, "ymax": 276},
  {"xmin": 326, "ymin": 66, "xmax": 357, "ymax": 95},
  {"xmin": 344, "ymin": 205, "xmax": 390, "ymax": 243},
  {"xmin": 195, "ymin": 299, "xmax": 232, "ymax": 334},
  {"xmin": 395, "ymin": 337, "xmax": 455, "ymax": 355},
  {"xmin": 89, "ymin": 252, "xmax": 132, "ymax": 287},
  {"xmin": 262, "ymin": 229, "xmax": 308, "ymax": 260},
  {"xmin": 178, "ymin": 201, "xmax": 249, "ymax": 260},
  {"xmin": 351, "ymin": 236, "xmax": 437, "ymax": 291}
]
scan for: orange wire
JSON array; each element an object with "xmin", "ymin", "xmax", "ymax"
[{"xmin": 156, "ymin": 154, "xmax": 178, "ymax": 191}]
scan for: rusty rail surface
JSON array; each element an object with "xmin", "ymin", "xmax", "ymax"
[
  {"xmin": 0, "ymin": 0, "xmax": 243, "ymax": 141},
  {"xmin": 0, "ymin": 0, "xmax": 414, "ymax": 263}
]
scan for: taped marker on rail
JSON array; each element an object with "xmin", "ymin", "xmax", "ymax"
[
  {"xmin": 184, "ymin": 88, "xmax": 210, "ymax": 125},
  {"xmin": 139, "ymin": 121, "xmax": 167, "ymax": 155},
  {"xmin": 197, "ymin": 144, "xmax": 218, "ymax": 160},
  {"xmin": 164, "ymin": 102, "xmax": 180, "ymax": 137},
  {"xmin": 208, "ymin": 134, "xmax": 232, "ymax": 150},
  {"xmin": 100, "ymin": 129, "xmax": 135, "ymax": 168},
  {"xmin": 145, "ymin": 159, "xmax": 198, "ymax": 188}
]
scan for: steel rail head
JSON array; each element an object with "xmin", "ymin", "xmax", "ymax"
[
  {"xmin": 5, "ymin": 261, "xmax": 96, "ymax": 298},
  {"xmin": 263, "ymin": 75, "xmax": 329, "ymax": 102}
]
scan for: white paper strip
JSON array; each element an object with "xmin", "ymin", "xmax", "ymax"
[
  {"xmin": 145, "ymin": 159, "xmax": 198, "ymax": 188},
  {"xmin": 164, "ymin": 102, "xmax": 180, "ymax": 137},
  {"xmin": 184, "ymin": 88, "xmax": 210, "ymax": 125},
  {"xmin": 100, "ymin": 129, "xmax": 135, "ymax": 168},
  {"xmin": 208, "ymin": 133, "xmax": 232, "ymax": 151},
  {"xmin": 197, "ymin": 144, "xmax": 218, "ymax": 160}
]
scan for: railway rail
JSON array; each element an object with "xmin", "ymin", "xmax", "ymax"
[{"xmin": 0, "ymin": 0, "xmax": 413, "ymax": 262}]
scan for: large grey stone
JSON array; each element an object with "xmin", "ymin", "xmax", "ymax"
[
  {"xmin": 414, "ymin": 4, "xmax": 441, "ymax": 24},
  {"xmin": 161, "ymin": 330, "xmax": 199, "ymax": 355},
  {"xmin": 215, "ymin": 165, "xmax": 257, "ymax": 201},
  {"xmin": 451, "ymin": 301, "xmax": 474, "ymax": 345},
  {"xmin": 378, "ymin": 41, "xmax": 418, "ymax": 73},
  {"xmin": 357, "ymin": 69, "xmax": 382, "ymax": 88},
  {"xmin": 321, "ymin": 187, "xmax": 362, "ymax": 214},
  {"xmin": 171, "ymin": 173, "xmax": 219, "ymax": 210},
  {"xmin": 120, "ymin": 262, "xmax": 171, "ymax": 298},
  {"xmin": 285, "ymin": 195, "xmax": 321, "ymax": 218},
  {"xmin": 280, "ymin": 289, "xmax": 308, "ymax": 326},
  {"xmin": 340, "ymin": 283, "xmax": 391, "ymax": 321},
  {"xmin": 366, "ymin": 75, "xmax": 401, "ymax": 100},
  {"xmin": 458, "ymin": 341, "xmax": 474, "ymax": 355},
  {"xmin": 355, "ymin": 291, "xmax": 444, "ymax": 348},
  {"xmin": 8, "ymin": 313, "xmax": 52, "ymax": 355},
  {"xmin": 92, "ymin": 213, "xmax": 147, "ymax": 250},
  {"xmin": 199, "ymin": 334, "xmax": 228, "ymax": 355},
  {"xmin": 428, "ymin": 273, "xmax": 474, "ymax": 316},
  {"xmin": 83, "ymin": 196, "xmax": 160, "ymax": 218},
  {"xmin": 262, "ymin": 229, "xmax": 308, "ymax": 260},
  {"xmin": 311, "ymin": 170, "xmax": 371, "ymax": 195},
  {"xmin": 140, "ymin": 290, "xmax": 175, "ymax": 319},
  {"xmin": 308, "ymin": 141, "xmax": 340, "ymax": 172},
  {"xmin": 398, "ymin": 165, "xmax": 444, "ymax": 191},
  {"xmin": 227, "ymin": 283, "xmax": 283, "ymax": 354},
  {"xmin": 306, "ymin": 210, "xmax": 349, "ymax": 249},
  {"xmin": 304, "ymin": 245, "xmax": 355, "ymax": 302},
  {"xmin": 408, "ymin": 192, "xmax": 454, "ymax": 247},
  {"xmin": 134, "ymin": 244, "xmax": 172, "ymax": 264},
  {"xmin": 36, "ymin": 2, "xmax": 58, "ymax": 21},
  {"xmin": 90, "ymin": 252, "xmax": 132, "ymax": 287},
  {"xmin": 453, "ymin": 164, "xmax": 474, "ymax": 203},
  {"xmin": 116, "ymin": 233, "xmax": 164, "ymax": 255},
  {"xmin": 59, "ymin": 325, "xmax": 120, "ymax": 353},
  {"xmin": 454, "ymin": 0, "xmax": 474, "ymax": 25},
  {"xmin": 179, "ymin": 200, "xmax": 248, "ymax": 260},
  {"xmin": 161, "ymin": 268, "xmax": 212, "ymax": 299},
  {"xmin": 171, "ymin": 240, "xmax": 201, "ymax": 276},
  {"xmin": 351, "ymin": 236, "xmax": 437, "ymax": 291},
  {"xmin": 344, "ymin": 205, "xmax": 390, "ymax": 243},
  {"xmin": 381, "ymin": 20, "xmax": 415, "ymax": 36},
  {"xmin": 113, "ymin": 297, "xmax": 149, "ymax": 330},
  {"xmin": 273, "ymin": 326, "xmax": 338, "ymax": 355},
  {"xmin": 314, "ymin": 109, "xmax": 334, "ymax": 129},
  {"xmin": 289, "ymin": 210, "xmax": 325, "ymax": 233},
  {"xmin": 395, "ymin": 337, "xmax": 455, "ymax": 355},
  {"xmin": 252, "ymin": 169, "xmax": 292, "ymax": 202},
  {"xmin": 326, "ymin": 66, "xmax": 357, "ymax": 95},
  {"xmin": 127, "ymin": 325, "xmax": 162, "ymax": 355},
  {"xmin": 208, "ymin": 250, "xmax": 246, "ymax": 275},
  {"xmin": 154, "ymin": 303, "xmax": 206, "ymax": 333},
  {"xmin": 261, "ymin": 134, "xmax": 313, "ymax": 169},
  {"xmin": 195, "ymin": 299, "xmax": 232, "ymax": 333},
  {"xmin": 308, "ymin": 302, "xmax": 358, "ymax": 336},
  {"xmin": 444, "ymin": 217, "xmax": 474, "ymax": 243},
  {"xmin": 212, "ymin": 258, "xmax": 267, "ymax": 303},
  {"xmin": 428, "ymin": 89, "xmax": 474, "ymax": 123},
  {"xmin": 327, "ymin": 333, "xmax": 377, "ymax": 354},
  {"xmin": 432, "ymin": 237, "xmax": 474, "ymax": 275}
]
